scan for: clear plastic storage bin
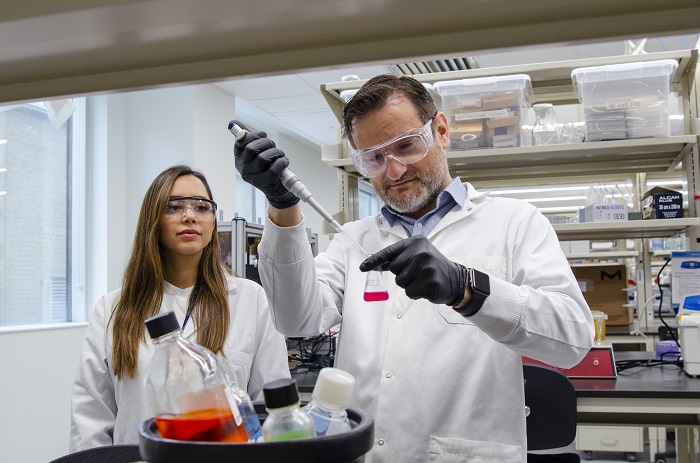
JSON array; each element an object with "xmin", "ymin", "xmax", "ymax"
[
  {"xmin": 434, "ymin": 75, "xmax": 533, "ymax": 150},
  {"xmin": 571, "ymin": 59, "xmax": 678, "ymax": 141}
]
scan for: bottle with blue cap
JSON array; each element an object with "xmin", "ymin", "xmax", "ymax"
[{"xmin": 302, "ymin": 367, "xmax": 356, "ymax": 436}]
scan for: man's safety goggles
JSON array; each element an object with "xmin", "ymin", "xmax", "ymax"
[{"xmin": 350, "ymin": 117, "xmax": 435, "ymax": 178}]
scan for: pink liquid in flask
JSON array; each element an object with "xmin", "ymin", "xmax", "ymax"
[{"xmin": 364, "ymin": 291, "xmax": 389, "ymax": 302}]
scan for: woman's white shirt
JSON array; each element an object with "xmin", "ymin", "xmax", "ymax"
[{"xmin": 69, "ymin": 273, "xmax": 290, "ymax": 451}]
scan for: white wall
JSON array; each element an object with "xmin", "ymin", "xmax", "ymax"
[
  {"xmin": 0, "ymin": 324, "xmax": 87, "ymax": 463},
  {"xmin": 1, "ymin": 82, "xmax": 338, "ymax": 463}
]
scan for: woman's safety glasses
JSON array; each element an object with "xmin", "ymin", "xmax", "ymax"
[
  {"xmin": 351, "ymin": 117, "xmax": 435, "ymax": 178},
  {"xmin": 164, "ymin": 196, "xmax": 217, "ymax": 222}
]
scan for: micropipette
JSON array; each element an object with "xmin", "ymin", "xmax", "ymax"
[
  {"xmin": 228, "ymin": 121, "xmax": 369, "ymax": 257},
  {"xmin": 229, "ymin": 121, "xmax": 389, "ymax": 302}
]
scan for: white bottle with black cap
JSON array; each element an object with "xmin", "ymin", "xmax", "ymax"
[
  {"xmin": 262, "ymin": 378, "xmax": 315, "ymax": 442},
  {"xmin": 302, "ymin": 367, "xmax": 355, "ymax": 436}
]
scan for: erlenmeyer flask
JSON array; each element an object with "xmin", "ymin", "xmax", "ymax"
[{"xmin": 363, "ymin": 270, "xmax": 389, "ymax": 302}]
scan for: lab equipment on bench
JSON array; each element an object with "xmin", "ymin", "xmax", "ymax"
[
  {"xmin": 678, "ymin": 295, "xmax": 700, "ymax": 376},
  {"xmin": 229, "ymin": 121, "xmax": 389, "ymax": 302}
]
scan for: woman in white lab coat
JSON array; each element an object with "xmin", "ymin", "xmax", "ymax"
[{"xmin": 69, "ymin": 165, "xmax": 290, "ymax": 452}]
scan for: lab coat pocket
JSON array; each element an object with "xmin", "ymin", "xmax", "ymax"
[
  {"xmin": 438, "ymin": 305, "xmax": 475, "ymax": 325},
  {"xmin": 450, "ymin": 255, "xmax": 507, "ymax": 281},
  {"xmin": 428, "ymin": 436, "xmax": 522, "ymax": 462},
  {"xmin": 221, "ymin": 350, "xmax": 253, "ymax": 390}
]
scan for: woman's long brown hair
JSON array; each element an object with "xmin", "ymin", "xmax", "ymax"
[{"xmin": 110, "ymin": 165, "xmax": 230, "ymax": 379}]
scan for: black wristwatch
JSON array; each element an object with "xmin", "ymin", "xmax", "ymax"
[{"xmin": 453, "ymin": 268, "xmax": 490, "ymax": 317}]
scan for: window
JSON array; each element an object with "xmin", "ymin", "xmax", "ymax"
[
  {"xmin": 0, "ymin": 99, "xmax": 86, "ymax": 327},
  {"xmin": 234, "ymin": 170, "xmax": 267, "ymax": 224},
  {"xmin": 358, "ymin": 180, "xmax": 383, "ymax": 219}
]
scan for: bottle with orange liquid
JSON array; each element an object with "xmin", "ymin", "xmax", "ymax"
[{"xmin": 144, "ymin": 311, "xmax": 261, "ymax": 443}]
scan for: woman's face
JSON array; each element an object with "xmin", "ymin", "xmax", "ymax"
[{"xmin": 159, "ymin": 175, "xmax": 215, "ymax": 261}]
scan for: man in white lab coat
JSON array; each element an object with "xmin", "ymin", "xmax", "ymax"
[{"xmin": 233, "ymin": 74, "xmax": 593, "ymax": 462}]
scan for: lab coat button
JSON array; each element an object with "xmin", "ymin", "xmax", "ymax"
[
  {"xmin": 396, "ymin": 313, "xmax": 402, "ymax": 319},
  {"xmin": 378, "ymin": 439, "xmax": 385, "ymax": 446},
  {"xmin": 386, "ymin": 373, "xmax": 392, "ymax": 378},
  {"xmin": 417, "ymin": 223, "xmax": 423, "ymax": 228}
]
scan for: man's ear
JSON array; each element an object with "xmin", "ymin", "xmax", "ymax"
[{"xmin": 435, "ymin": 111, "xmax": 450, "ymax": 149}]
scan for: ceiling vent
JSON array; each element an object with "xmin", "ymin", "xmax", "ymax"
[{"xmin": 390, "ymin": 57, "xmax": 480, "ymax": 75}]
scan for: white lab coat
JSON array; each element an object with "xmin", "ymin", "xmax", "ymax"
[
  {"xmin": 69, "ymin": 273, "xmax": 290, "ymax": 452},
  {"xmin": 258, "ymin": 183, "xmax": 593, "ymax": 463}
]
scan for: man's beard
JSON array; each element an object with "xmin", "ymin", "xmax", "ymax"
[{"xmin": 375, "ymin": 156, "xmax": 449, "ymax": 214}]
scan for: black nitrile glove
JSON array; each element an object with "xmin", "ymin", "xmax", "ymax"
[
  {"xmin": 360, "ymin": 235, "xmax": 468, "ymax": 306},
  {"xmin": 233, "ymin": 121, "xmax": 300, "ymax": 209}
]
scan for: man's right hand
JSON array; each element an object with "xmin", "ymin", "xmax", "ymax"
[{"xmin": 233, "ymin": 121, "xmax": 300, "ymax": 210}]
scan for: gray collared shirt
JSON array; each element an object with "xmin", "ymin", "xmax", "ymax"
[{"xmin": 380, "ymin": 177, "xmax": 468, "ymax": 236}]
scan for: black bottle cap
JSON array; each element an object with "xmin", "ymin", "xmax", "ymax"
[
  {"xmin": 145, "ymin": 311, "xmax": 180, "ymax": 339},
  {"xmin": 263, "ymin": 378, "xmax": 301, "ymax": 409}
]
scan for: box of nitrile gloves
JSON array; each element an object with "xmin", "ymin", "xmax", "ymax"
[{"xmin": 579, "ymin": 203, "xmax": 628, "ymax": 223}]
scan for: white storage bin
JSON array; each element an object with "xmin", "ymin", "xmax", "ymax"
[
  {"xmin": 434, "ymin": 75, "xmax": 533, "ymax": 150},
  {"xmin": 571, "ymin": 59, "xmax": 678, "ymax": 141}
]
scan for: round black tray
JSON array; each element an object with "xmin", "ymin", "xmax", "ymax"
[{"xmin": 139, "ymin": 404, "xmax": 374, "ymax": 463}]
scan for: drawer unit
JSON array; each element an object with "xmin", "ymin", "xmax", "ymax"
[{"xmin": 576, "ymin": 425, "xmax": 645, "ymax": 452}]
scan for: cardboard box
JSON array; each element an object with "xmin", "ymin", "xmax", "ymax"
[
  {"xmin": 574, "ymin": 265, "xmax": 632, "ymax": 325},
  {"xmin": 642, "ymin": 186, "xmax": 684, "ymax": 219},
  {"xmin": 579, "ymin": 203, "xmax": 628, "ymax": 223}
]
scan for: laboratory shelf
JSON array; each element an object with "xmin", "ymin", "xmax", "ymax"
[
  {"xmin": 320, "ymin": 49, "xmax": 698, "ymax": 184},
  {"xmin": 569, "ymin": 262, "xmax": 632, "ymax": 267},
  {"xmin": 321, "ymin": 49, "xmax": 698, "ymax": 119},
  {"xmin": 322, "ymin": 136, "xmax": 698, "ymax": 183},
  {"xmin": 553, "ymin": 218, "xmax": 700, "ymax": 241},
  {"xmin": 566, "ymin": 251, "xmax": 640, "ymax": 259}
]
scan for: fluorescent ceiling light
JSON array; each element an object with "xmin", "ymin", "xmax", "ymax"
[
  {"xmin": 647, "ymin": 179, "xmax": 683, "ymax": 186},
  {"xmin": 0, "ymin": 139, "xmax": 7, "ymax": 145},
  {"xmin": 490, "ymin": 186, "xmax": 590, "ymax": 195},
  {"xmin": 524, "ymin": 196, "xmax": 588, "ymax": 203},
  {"xmin": 0, "ymin": 168, "xmax": 5, "ymax": 173},
  {"xmin": 538, "ymin": 206, "xmax": 581, "ymax": 213},
  {"xmin": 0, "ymin": 191, "xmax": 6, "ymax": 195}
]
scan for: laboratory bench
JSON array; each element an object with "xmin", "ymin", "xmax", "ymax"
[
  {"xmin": 292, "ymin": 351, "xmax": 700, "ymax": 463},
  {"xmin": 574, "ymin": 351, "xmax": 700, "ymax": 462}
]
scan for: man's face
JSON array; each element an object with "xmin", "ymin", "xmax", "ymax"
[{"xmin": 351, "ymin": 96, "xmax": 451, "ymax": 219}]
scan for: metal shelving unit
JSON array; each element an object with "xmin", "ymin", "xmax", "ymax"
[
  {"xmin": 323, "ymin": 135, "xmax": 698, "ymax": 182},
  {"xmin": 553, "ymin": 218, "xmax": 700, "ymax": 241},
  {"xmin": 320, "ymin": 48, "xmax": 700, "ymax": 339}
]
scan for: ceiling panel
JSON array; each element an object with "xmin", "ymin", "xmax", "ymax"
[{"xmin": 276, "ymin": 111, "xmax": 341, "ymax": 147}]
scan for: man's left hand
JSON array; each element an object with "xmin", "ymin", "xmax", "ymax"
[{"xmin": 360, "ymin": 235, "xmax": 467, "ymax": 306}]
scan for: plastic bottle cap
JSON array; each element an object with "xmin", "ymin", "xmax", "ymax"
[
  {"xmin": 145, "ymin": 311, "xmax": 180, "ymax": 339},
  {"xmin": 263, "ymin": 378, "xmax": 301, "ymax": 409},
  {"xmin": 312, "ymin": 368, "xmax": 356, "ymax": 408}
]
